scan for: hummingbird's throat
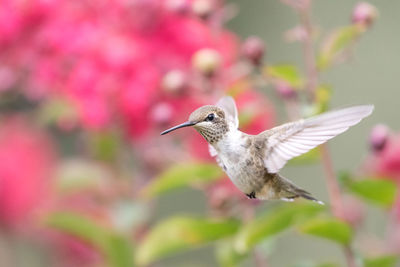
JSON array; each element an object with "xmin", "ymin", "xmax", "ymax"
[{"xmin": 196, "ymin": 123, "xmax": 228, "ymax": 144}]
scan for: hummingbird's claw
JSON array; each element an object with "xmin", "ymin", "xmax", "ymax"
[{"xmin": 246, "ymin": 191, "xmax": 256, "ymax": 199}]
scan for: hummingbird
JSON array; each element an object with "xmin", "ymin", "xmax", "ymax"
[{"xmin": 161, "ymin": 96, "xmax": 373, "ymax": 203}]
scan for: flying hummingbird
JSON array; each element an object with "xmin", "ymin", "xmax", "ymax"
[{"xmin": 161, "ymin": 96, "xmax": 373, "ymax": 203}]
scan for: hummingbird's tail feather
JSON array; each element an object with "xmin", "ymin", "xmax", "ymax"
[{"xmin": 261, "ymin": 174, "xmax": 324, "ymax": 205}]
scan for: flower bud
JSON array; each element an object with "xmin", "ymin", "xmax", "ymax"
[
  {"xmin": 192, "ymin": 48, "xmax": 221, "ymax": 76},
  {"xmin": 369, "ymin": 124, "xmax": 390, "ymax": 153},
  {"xmin": 191, "ymin": 0, "xmax": 213, "ymax": 20},
  {"xmin": 284, "ymin": 25, "xmax": 308, "ymax": 43},
  {"xmin": 242, "ymin": 36, "xmax": 265, "ymax": 65},
  {"xmin": 165, "ymin": 0, "xmax": 189, "ymax": 15},
  {"xmin": 151, "ymin": 102, "xmax": 173, "ymax": 125},
  {"xmin": 161, "ymin": 70, "xmax": 186, "ymax": 94},
  {"xmin": 352, "ymin": 2, "xmax": 378, "ymax": 28},
  {"xmin": 275, "ymin": 82, "xmax": 296, "ymax": 99}
]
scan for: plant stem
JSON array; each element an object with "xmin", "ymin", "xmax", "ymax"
[
  {"xmin": 299, "ymin": 7, "xmax": 318, "ymax": 102},
  {"xmin": 298, "ymin": 4, "xmax": 358, "ymax": 267},
  {"xmin": 344, "ymin": 246, "xmax": 357, "ymax": 267},
  {"xmin": 253, "ymin": 248, "xmax": 268, "ymax": 267},
  {"xmin": 320, "ymin": 144, "xmax": 344, "ymax": 217}
]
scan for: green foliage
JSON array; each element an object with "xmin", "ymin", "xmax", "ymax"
[
  {"xmin": 234, "ymin": 202, "xmax": 324, "ymax": 254},
  {"xmin": 265, "ymin": 64, "xmax": 304, "ymax": 88},
  {"xmin": 135, "ymin": 216, "xmax": 240, "ymax": 266},
  {"xmin": 56, "ymin": 160, "xmax": 110, "ymax": 193},
  {"xmin": 318, "ymin": 25, "xmax": 362, "ymax": 70},
  {"xmin": 45, "ymin": 212, "xmax": 134, "ymax": 267},
  {"xmin": 298, "ymin": 217, "xmax": 353, "ymax": 245},
  {"xmin": 364, "ymin": 255, "xmax": 398, "ymax": 267},
  {"xmin": 142, "ymin": 163, "xmax": 223, "ymax": 197},
  {"xmin": 90, "ymin": 131, "xmax": 121, "ymax": 162},
  {"xmin": 341, "ymin": 174, "xmax": 397, "ymax": 206},
  {"xmin": 216, "ymin": 238, "xmax": 247, "ymax": 267},
  {"xmin": 38, "ymin": 97, "xmax": 78, "ymax": 125},
  {"xmin": 291, "ymin": 262, "xmax": 340, "ymax": 267},
  {"xmin": 315, "ymin": 85, "xmax": 332, "ymax": 114}
]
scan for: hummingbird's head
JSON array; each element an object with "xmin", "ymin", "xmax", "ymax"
[{"xmin": 160, "ymin": 105, "xmax": 229, "ymax": 144}]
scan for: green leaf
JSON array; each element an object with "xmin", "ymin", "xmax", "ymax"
[
  {"xmin": 136, "ymin": 216, "xmax": 240, "ymax": 266},
  {"xmin": 234, "ymin": 202, "xmax": 324, "ymax": 253},
  {"xmin": 341, "ymin": 175, "xmax": 397, "ymax": 206},
  {"xmin": 216, "ymin": 239, "xmax": 246, "ymax": 267},
  {"xmin": 298, "ymin": 217, "xmax": 353, "ymax": 245},
  {"xmin": 142, "ymin": 163, "xmax": 223, "ymax": 197},
  {"xmin": 291, "ymin": 262, "xmax": 339, "ymax": 267},
  {"xmin": 56, "ymin": 160, "xmax": 110, "ymax": 193},
  {"xmin": 90, "ymin": 131, "xmax": 121, "ymax": 162},
  {"xmin": 38, "ymin": 97, "xmax": 78, "ymax": 125},
  {"xmin": 265, "ymin": 64, "xmax": 304, "ymax": 88},
  {"xmin": 364, "ymin": 255, "xmax": 398, "ymax": 267},
  {"xmin": 45, "ymin": 212, "xmax": 134, "ymax": 267},
  {"xmin": 315, "ymin": 85, "xmax": 332, "ymax": 113},
  {"xmin": 318, "ymin": 25, "xmax": 362, "ymax": 70}
]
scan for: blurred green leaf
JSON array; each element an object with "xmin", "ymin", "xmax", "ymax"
[
  {"xmin": 56, "ymin": 160, "xmax": 111, "ymax": 193},
  {"xmin": 38, "ymin": 97, "xmax": 78, "ymax": 125},
  {"xmin": 45, "ymin": 212, "xmax": 134, "ymax": 267},
  {"xmin": 265, "ymin": 64, "xmax": 304, "ymax": 88},
  {"xmin": 315, "ymin": 85, "xmax": 332, "ymax": 113},
  {"xmin": 136, "ymin": 216, "xmax": 240, "ymax": 266},
  {"xmin": 317, "ymin": 25, "xmax": 362, "ymax": 70},
  {"xmin": 234, "ymin": 202, "xmax": 324, "ymax": 254},
  {"xmin": 341, "ymin": 174, "xmax": 397, "ymax": 206},
  {"xmin": 291, "ymin": 262, "xmax": 339, "ymax": 267},
  {"xmin": 289, "ymin": 147, "xmax": 321, "ymax": 165},
  {"xmin": 298, "ymin": 217, "xmax": 352, "ymax": 245},
  {"xmin": 90, "ymin": 131, "xmax": 121, "ymax": 162},
  {"xmin": 364, "ymin": 255, "xmax": 398, "ymax": 267},
  {"xmin": 142, "ymin": 163, "xmax": 223, "ymax": 197},
  {"xmin": 216, "ymin": 239, "xmax": 246, "ymax": 267}
]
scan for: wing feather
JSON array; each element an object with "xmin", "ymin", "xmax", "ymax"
[{"xmin": 261, "ymin": 105, "xmax": 374, "ymax": 173}]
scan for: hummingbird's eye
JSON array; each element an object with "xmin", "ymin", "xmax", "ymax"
[{"xmin": 206, "ymin": 113, "xmax": 215, "ymax": 121}]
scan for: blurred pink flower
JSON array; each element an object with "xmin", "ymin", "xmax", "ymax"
[
  {"xmin": 236, "ymin": 90, "xmax": 276, "ymax": 134},
  {"xmin": 352, "ymin": 2, "xmax": 378, "ymax": 28},
  {"xmin": 207, "ymin": 178, "xmax": 248, "ymax": 212},
  {"xmin": 0, "ymin": 117, "xmax": 55, "ymax": 228},
  {"xmin": 365, "ymin": 132, "xmax": 400, "ymax": 181},
  {"xmin": 241, "ymin": 36, "xmax": 265, "ymax": 65},
  {"xmin": 0, "ymin": 0, "xmax": 238, "ymax": 140},
  {"xmin": 369, "ymin": 124, "xmax": 390, "ymax": 153}
]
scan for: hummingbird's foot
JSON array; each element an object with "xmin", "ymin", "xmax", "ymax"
[{"xmin": 246, "ymin": 191, "xmax": 256, "ymax": 199}]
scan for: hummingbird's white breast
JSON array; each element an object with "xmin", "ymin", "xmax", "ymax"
[{"xmin": 212, "ymin": 129, "xmax": 256, "ymax": 194}]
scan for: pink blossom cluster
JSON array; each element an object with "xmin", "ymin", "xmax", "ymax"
[
  {"xmin": 0, "ymin": 117, "xmax": 55, "ymax": 228},
  {"xmin": 367, "ymin": 125, "xmax": 400, "ymax": 181},
  {"xmin": 0, "ymin": 0, "xmax": 239, "ymax": 139},
  {"xmin": 0, "ymin": 0, "xmax": 276, "ymax": 231}
]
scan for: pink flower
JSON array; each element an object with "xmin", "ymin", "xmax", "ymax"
[
  {"xmin": 0, "ymin": 117, "xmax": 55, "ymax": 228},
  {"xmin": 369, "ymin": 124, "xmax": 390, "ymax": 153},
  {"xmin": 365, "ymin": 133, "xmax": 400, "ymax": 181},
  {"xmin": 241, "ymin": 36, "xmax": 265, "ymax": 65},
  {"xmin": 236, "ymin": 90, "xmax": 276, "ymax": 134},
  {"xmin": 352, "ymin": 2, "xmax": 378, "ymax": 28},
  {"xmin": 207, "ymin": 178, "xmax": 248, "ymax": 211},
  {"xmin": 0, "ymin": 0, "xmax": 239, "ymax": 141}
]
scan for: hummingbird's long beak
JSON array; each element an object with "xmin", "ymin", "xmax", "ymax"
[{"xmin": 160, "ymin": 121, "xmax": 195, "ymax": 135}]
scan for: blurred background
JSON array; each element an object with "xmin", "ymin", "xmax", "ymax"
[{"xmin": 0, "ymin": 0, "xmax": 399, "ymax": 266}]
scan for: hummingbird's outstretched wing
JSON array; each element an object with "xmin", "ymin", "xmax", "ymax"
[
  {"xmin": 216, "ymin": 96, "xmax": 239, "ymax": 129},
  {"xmin": 260, "ymin": 105, "xmax": 374, "ymax": 173}
]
